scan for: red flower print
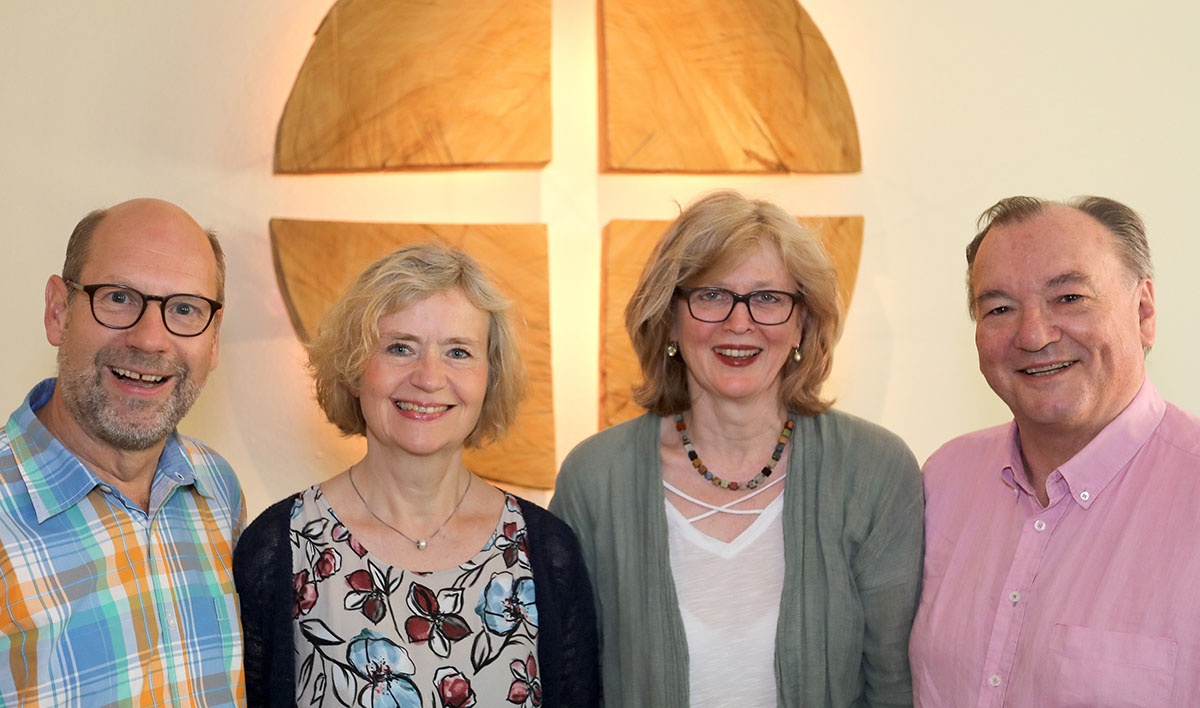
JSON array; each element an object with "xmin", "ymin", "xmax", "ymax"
[
  {"xmin": 313, "ymin": 547, "xmax": 341, "ymax": 581},
  {"xmin": 507, "ymin": 653, "xmax": 542, "ymax": 706},
  {"xmin": 434, "ymin": 666, "xmax": 477, "ymax": 707},
  {"xmin": 344, "ymin": 563, "xmax": 399, "ymax": 624},
  {"xmin": 293, "ymin": 569, "xmax": 318, "ymax": 618},
  {"xmin": 404, "ymin": 583, "xmax": 472, "ymax": 658},
  {"xmin": 346, "ymin": 568, "xmax": 372, "ymax": 592},
  {"xmin": 494, "ymin": 521, "xmax": 530, "ymax": 568},
  {"xmin": 331, "ymin": 521, "xmax": 368, "ymax": 557}
]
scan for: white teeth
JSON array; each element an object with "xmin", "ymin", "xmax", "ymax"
[
  {"xmin": 1023, "ymin": 362, "xmax": 1072, "ymax": 376},
  {"xmin": 113, "ymin": 368, "xmax": 165, "ymax": 383},
  {"xmin": 395, "ymin": 401, "xmax": 450, "ymax": 414},
  {"xmin": 713, "ymin": 347, "xmax": 760, "ymax": 359}
]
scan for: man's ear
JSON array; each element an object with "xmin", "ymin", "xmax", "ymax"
[
  {"xmin": 207, "ymin": 310, "xmax": 222, "ymax": 371},
  {"xmin": 1137, "ymin": 278, "xmax": 1156, "ymax": 350},
  {"xmin": 44, "ymin": 276, "xmax": 70, "ymax": 347}
]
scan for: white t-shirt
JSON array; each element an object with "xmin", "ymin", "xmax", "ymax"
[{"xmin": 665, "ymin": 492, "xmax": 786, "ymax": 706}]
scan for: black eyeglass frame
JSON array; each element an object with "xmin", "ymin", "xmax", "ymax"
[
  {"xmin": 65, "ymin": 280, "xmax": 223, "ymax": 337},
  {"xmin": 675, "ymin": 286, "xmax": 804, "ymax": 326}
]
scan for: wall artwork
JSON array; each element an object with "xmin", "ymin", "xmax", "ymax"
[
  {"xmin": 276, "ymin": 0, "xmax": 551, "ymax": 172},
  {"xmin": 600, "ymin": 0, "xmax": 859, "ymax": 173},
  {"xmin": 272, "ymin": 0, "xmax": 860, "ymax": 488}
]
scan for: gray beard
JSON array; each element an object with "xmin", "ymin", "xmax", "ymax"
[{"xmin": 56, "ymin": 346, "xmax": 200, "ymax": 452}]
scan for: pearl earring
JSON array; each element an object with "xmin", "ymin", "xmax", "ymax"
[
  {"xmin": 791, "ymin": 346, "xmax": 802, "ymax": 363},
  {"xmin": 666, "ymin": 341, "xmax": 679, "ymax": 357}
]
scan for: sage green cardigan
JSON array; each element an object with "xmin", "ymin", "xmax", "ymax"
[{"xmin": 551, "ymin": 410, "xmax": 923, "ymax": 707}]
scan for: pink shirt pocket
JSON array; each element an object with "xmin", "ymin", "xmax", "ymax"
[{"xmin": 1040, "ymin": 624, "xmax": 1177, "ymax": 707}]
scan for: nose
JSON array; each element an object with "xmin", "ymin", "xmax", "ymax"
[
  {"xmin": 723, "ymin": 299, "xmax": 755, "ymax": 331},
  {"xmin": 122, "ymin": 301, "xmax": 173, "ymax": 352},
  {"xmin": 1014, "ymin": 306, "xmax": 1060, "ymax": 352},
  {"xmin": 410, "ymin": 352, "xmax": 447, "ymax": 391}
]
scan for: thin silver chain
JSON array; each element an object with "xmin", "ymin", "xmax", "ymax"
[{"xmin": 347, "ymin": 465, "xmax": 473, "ymax": 551}]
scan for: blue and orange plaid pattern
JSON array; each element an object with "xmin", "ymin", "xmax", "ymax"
[{"xmin": 0, "ymin": 379, "xmax": 245, "ymax": 706}]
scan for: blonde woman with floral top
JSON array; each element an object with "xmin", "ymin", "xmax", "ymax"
[{"xmin": 235, "ymin": 244, "xmax": 599, "ymax": 707}]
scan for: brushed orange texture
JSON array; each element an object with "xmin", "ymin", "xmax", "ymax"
[
  {"xmin": 276, "ymin": 0, "xmax": 551, "ymax": 172},
  {"xmin": 601, "ymin": 0, "xmax": 860, "ymax": 173}
]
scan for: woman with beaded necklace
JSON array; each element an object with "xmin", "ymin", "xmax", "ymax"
[
  {"xmin": 235, "ymin": 244, "xmax": 599, "ymax": 707},
  {"xmin": 552, "ymin": 190, "xmax": 923, "ymax": 706}
]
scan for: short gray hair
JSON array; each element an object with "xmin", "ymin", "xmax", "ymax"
[{"xmin": 965, "ymin": 195, "xmax": 1153, "ymax": 318}]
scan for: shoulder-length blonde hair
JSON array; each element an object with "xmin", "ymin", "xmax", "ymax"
[
  {"xmin": 625, "ymin": 190, "xmax": 842, "ymax": 417},
  {"xmin": 307, "ymin": 243, "xmax": 525, "ymax": 448}
]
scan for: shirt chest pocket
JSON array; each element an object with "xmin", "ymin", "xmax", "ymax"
[{"xmin": 1038, "ymin": 624, "xmax": 1177, "ymax": 708}]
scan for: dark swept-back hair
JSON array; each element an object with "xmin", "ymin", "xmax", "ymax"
[
  {"xmin": 625, "ymin": 190, "xmax": 843, "ymax": 417},
  {"xmin": 306, "ymin": 243, "xmax": 525, "ymax": 447},
  {"xmin": 965, "ymin": 195, "xmax": 1152, "ymax": 318}
]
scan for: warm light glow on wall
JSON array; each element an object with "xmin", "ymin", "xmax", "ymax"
[{"xmin": 269, "ymin": 0, "xmax": 863, "ymax": 488}]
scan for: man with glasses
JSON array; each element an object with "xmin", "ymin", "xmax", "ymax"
[{"xmin": 0, "ymin": 198, "xmax": 244, "ymax": 705}]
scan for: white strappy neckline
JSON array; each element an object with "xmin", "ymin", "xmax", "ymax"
[{"xmin": 662, "ymin": 472, "xmax": 787, "ymax": 523}]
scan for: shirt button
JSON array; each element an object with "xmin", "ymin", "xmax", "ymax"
[
  {"xmin": 1079, "ymin": 490, "xmax": 1091, "ymax": 501},
  {"xmin": 1033, "ymin": 519, "xmax": 1047, "ymax": 531},
  {"xmin": 1008, "ymin": 590, "xmax": 1021, "ymax": 603},
  {"xmin": 989, "ymin": 674, "xmax": 1002, "ymax": 687},
  {"xmin": 167, "ymin": 614, "xmax": 177, "ymax": 627}
]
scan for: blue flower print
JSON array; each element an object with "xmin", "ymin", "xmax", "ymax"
[
  {"xmin": 346, "ymin": 629, "xmax": 422, "ymax": 707},
  {"xmin": 476, "ymin": 571, "xmax": 538, "ymax": 636}
]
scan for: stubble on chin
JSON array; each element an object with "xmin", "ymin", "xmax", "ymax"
[{"xmin": 56, "ymin": 346, "xmax": 200, "ymax": 452}]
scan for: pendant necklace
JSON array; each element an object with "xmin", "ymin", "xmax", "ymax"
[
  {"xmin": 675, "ymin": 412, "xmax": 794, "ymax": 491},
  {"xmin": 348, "ymin": 465, "xmax": 473, "ymax": 550}
]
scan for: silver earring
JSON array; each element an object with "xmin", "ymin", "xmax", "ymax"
[
  {"xmin": 666, "ymin": 341, "xmax": 679, "ymax": 357},
  {"xmin": 791, "ymin": 346, "xmax": 802, "ymax": 363}
]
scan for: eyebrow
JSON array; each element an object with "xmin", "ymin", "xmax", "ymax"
[
  {"xmin": 972, "ymin": 289, "xmax": 1008, "ymax": 307},
  {"xmin": 1045, "ymin": 271, "xmax": 1093, "ymax": 290},
  {"xmin": 382, "ymin": 332, "xmax": 483, "ymax": 346},
  {"xmin": 972, "ymin": 271, "xmax": 1095, "ymax": 308}
]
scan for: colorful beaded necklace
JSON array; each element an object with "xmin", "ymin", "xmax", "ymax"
[{"xmin": 674, "ymin": 413, "xmax": 795, "ymax": 491}]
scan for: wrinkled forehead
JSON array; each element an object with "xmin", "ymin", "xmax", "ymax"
[
  {"xmin": 973, "ymin": 210, "xmax": 1128, "ymax": 294},
  {"xmin": 84, "ymin": 206, "xmax": 219, "ymax": 296}
]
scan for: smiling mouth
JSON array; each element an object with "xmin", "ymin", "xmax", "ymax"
[
  {"xmin": 111, "ymin": 367, "xmax": 168, "ymax": 385},
  {"xmin": 1021, "ymin": 362, "xmax": 1074, "ymax": 376},
  {"xmin": 395, "ymin": 401, "xmax": 451, "ymax": 414},
  {"xmin": 713, "ymin": 347, "xmax": 761, "ymax": 359}
]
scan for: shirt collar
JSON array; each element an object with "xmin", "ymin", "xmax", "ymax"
[
  {"xmin": 999, "ymin": 378, "xmax": 1166, "ymax": 509},
  {"xmin": 1058, "ymin": 379, "xmax": 1165, "ymax": 508},
  {"xmin": 999, "ymin": 427, "xmax": 1030, "ymax": 496},
  {"xmin": 8, "ymin": 378, "xmax": 203, "ymax": 523}
]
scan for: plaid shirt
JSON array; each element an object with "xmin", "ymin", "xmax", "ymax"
[{"xmin": 0, "ymin": 379, "xmax": 245, "ymax": 706}]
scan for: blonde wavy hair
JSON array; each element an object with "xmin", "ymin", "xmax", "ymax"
[
  {"xmin": 625, "ymin": 190, "xmax": 843, "ymax": 417},
  {"xmin": 306, "ymin": 243, "xmax": 525, "ymax": 447}
]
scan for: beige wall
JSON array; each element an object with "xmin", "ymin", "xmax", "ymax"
[{"xmin": 3, "ymin": 0, "xmax": 1198, "ymax": 516}]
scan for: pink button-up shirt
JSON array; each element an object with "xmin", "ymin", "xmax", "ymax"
[{"xmin": 910, "ymin": 380, "xmax": 1200, "ymax": 707}]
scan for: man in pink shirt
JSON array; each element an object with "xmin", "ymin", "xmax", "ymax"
[{"xmin": 909, "ymin": 195, "xmax": 1200, "ymax": 707}]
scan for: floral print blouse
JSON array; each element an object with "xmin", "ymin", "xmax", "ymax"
[{"xmin": 289, "ymin": 485, "xmax": 541, "ymax": 707}]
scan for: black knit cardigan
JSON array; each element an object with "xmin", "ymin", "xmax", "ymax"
[{"xmin": 233, "ymin": 493, "xmax": 601, "ymax": 707}]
